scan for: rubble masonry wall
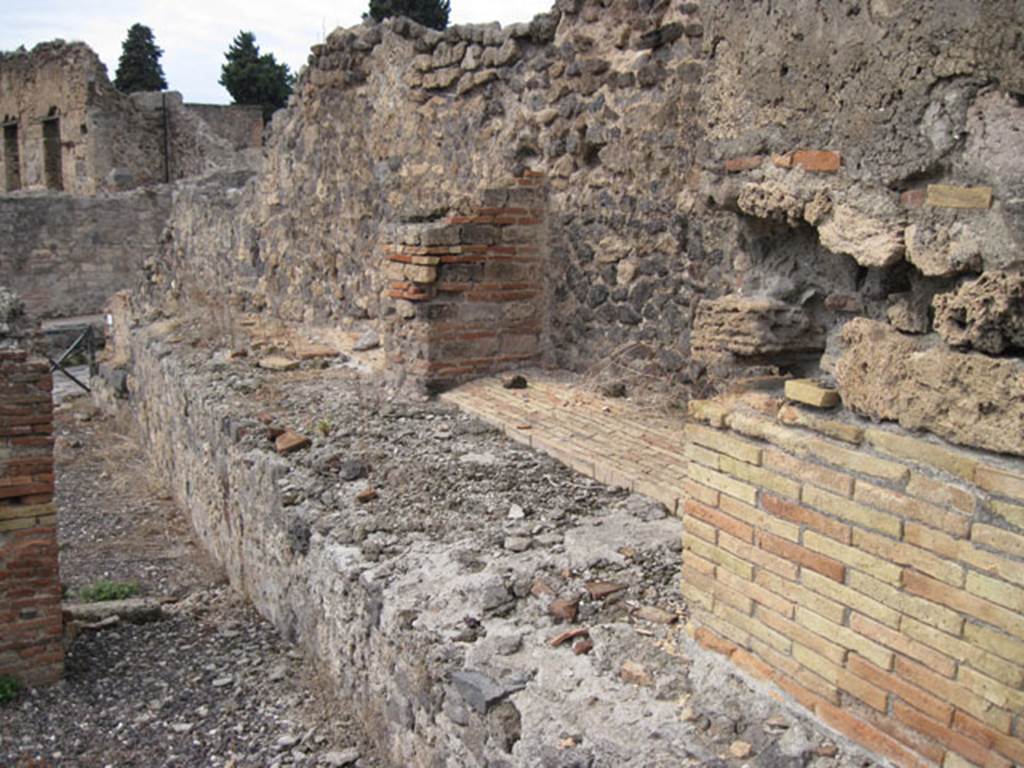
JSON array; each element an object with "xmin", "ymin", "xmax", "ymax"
[
  {"xmin": 184, "ymin": 103, "xmax": 264, "ymax": 151},
  {"xmin": 682, "ymin": 395, "xmax": 1024, "ymax": 767},
  {"xmin": 152, "ymin": 0, "xmax": 1023, "ymax": 396}
]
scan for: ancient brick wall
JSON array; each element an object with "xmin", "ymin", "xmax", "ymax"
[
  {"xmin": 382, "ymin": 174, "xmax": 547, "ymax": 388},
  {"xmin": 682, "ymin": 393, "xmax": 1024, "ymax": 768},
  {"xmin": 0, "ymin": 303, "xmax": 62, "ymax": 687},
  {"xmin": 0, "ymin": 188, "xmax": 172, "ymax": 319}
]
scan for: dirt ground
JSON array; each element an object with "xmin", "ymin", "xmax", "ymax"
[{"xmin": 0, "ymin": 385, "xmax": 379, "ymax": 768}]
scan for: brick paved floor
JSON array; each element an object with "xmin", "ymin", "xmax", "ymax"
[{"xmin": 441, "ymin": 371, "xmax": 689, "ymax": 515}]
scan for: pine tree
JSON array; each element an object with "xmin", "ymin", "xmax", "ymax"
[
  {"xmin": 367, "ymin": 0, "xmax": 451, "ymax": 31},
  {"xmin": 114, "ymin": 24, "xmax": 168, "ymax": 93},
  {"xmin": 219, "ymin": 32, "xmax": 294, "ymax": 122}
]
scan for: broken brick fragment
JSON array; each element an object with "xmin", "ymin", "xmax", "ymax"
[
  {"xmin": 548, "ymin": 597, "xmax": 579, "ymax": 622},
  {"xmin": 549, "ymin": 627, "xmax": 589, "ymax": 647},
  {"xmin": 275, "ymin": 430, "xmax": 310, "ymax": 454},
  {"xmin": 584, "ymin": 580, "xmax": 626, "ymax": 600}
]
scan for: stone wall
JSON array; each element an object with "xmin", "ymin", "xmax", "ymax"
[
  {"xmin": 0, "ymin": 41, "xmax": 163, "ymax": 194},
  {"xmin": 143, "ymin": 0, "xmax": 1023, "ymax": 398},
  {"xmin": 0, "ymin": 188, "xmax": 172, "ymax": 319},
  {"xmin": 682, "ymin": 390, "xmax": 1024, "ymax": 768},
  {"xmin": 0, "ymin": 290, "xmax": 62, "ymax": 687},
  {"xmin": 185, "ymin": 103, "xmax": 264, "ymax": 150}
]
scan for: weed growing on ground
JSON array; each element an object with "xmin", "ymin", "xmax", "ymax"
[
  {"xmin": 78, "ymin": 579, "xmax": 139, "ymax": 602},
  {"xmin": 0, "ymin": 676, "xmax": 21, "ymax": 705}
]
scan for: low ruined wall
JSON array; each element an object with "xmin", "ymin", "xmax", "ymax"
[
  {"xmin": 0, "ymin": 188, "xmax": 171, "ymax": 318},
  {"xmin": 0, "ymin": 302, "xmax": 62, "ymax": 687},
  {"xmin": 682, "ymin": 393, "xmax": 1024, "ymax": 767},
  {"xmin": 99, "ymin": 307, "xmax": 876, "ymax": 768}
]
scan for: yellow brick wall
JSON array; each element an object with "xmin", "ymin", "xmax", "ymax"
[{"xmin": 683, "ymin": 396, "xmax": 1024, "ymax": 768}]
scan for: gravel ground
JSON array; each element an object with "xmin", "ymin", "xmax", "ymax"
[{"xmin": 0, "ymin": 389, "xmax": 378, "ymax": 768}]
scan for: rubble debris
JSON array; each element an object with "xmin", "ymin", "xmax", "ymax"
[
  {"xmin": 619, "ymin": 660, "xmax": 653, "ymax": 687},
  {"xmin": 352, "ymin": 329, "xmax": 381, "ymax": 352},
  {"xmin": 584, "ymin": 580, "xmax": 626, "ymax": 599},
  {"xmin": 275, "ymin": 430, "xmax": 311, "ymax": 454},
  {"xmin": 356, "ymin": 487, "xmax": 378, "ymax": 503},
  {"xmin": 548, "ymin": 597, "xmax": 580, "ymax": 622},
  {"xmin": 549, "ymin": 627, "xmax": 589, "ymax": 648}
]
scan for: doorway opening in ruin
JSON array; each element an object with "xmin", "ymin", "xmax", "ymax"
[
  {"xmin": 42, "ymin": 114, "xmax": 63, "ymax": 191},
  {"xmin": 3, "ymin": 122, "xmax": 19, "ymax": 191}
]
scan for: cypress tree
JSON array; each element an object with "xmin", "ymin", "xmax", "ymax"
[
  {"xmin": 219, "ymin": 32, "xmax": 294, "ymax": 122},
  {"xmin": 367, "ymin": 0, "xmax": 451, "ymax": 31},
  {"xmin": 114, "ymin": 24, "xmax": 168, "ymax": 93}
]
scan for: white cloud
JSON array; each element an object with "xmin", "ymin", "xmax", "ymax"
[{"xmin": 1, "ymin": 0, "xmax": 555, "ymax": 103}]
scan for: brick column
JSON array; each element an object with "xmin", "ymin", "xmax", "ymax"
[
  {"xmin": 0, "ymin": 297, "xmax": 62, "ymax": 686},
  {"xmin": 381, "ymin": 173, "xmax": 548, "ymax": 391}
]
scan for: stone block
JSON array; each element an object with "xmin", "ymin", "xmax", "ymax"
[
  {"xmin": 784, "ymin": 379, "xmax": 840, "ymax": 409},
  {"xmin": 835, "ymin": 318, "xmax": 1024, "ymax": 456},
  {"xmin": 816, "ymin": 202, "xmax": 904, "ymax": 268},
  {"xmin": 933, "ymin": 271, "xmax": 1024, "ymax": 354},
  {"xmin": 925, "ymin": 184, "xmax": 993, "ymax": 209},
  {"xmin": 692, "ymin": 295, "xmax": 824, "ymax": 361},
  {"xmin": 403, "ymin": 264, "xmax": 438, "ymax": 284},
  {"xmin": 791, "ymin": 150, "xmax": 841, "ymax": 173}
]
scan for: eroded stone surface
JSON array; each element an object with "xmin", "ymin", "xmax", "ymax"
[
  {"xmin": 816, "ymin": 200, "xmax": 904, "ymax": 268},
  {"xmin": 904, "ymin": 217, "xmax": 984, "ymax": 277},
  {"xmin": 933, "ymin": 270, "xmax": 1024, "ymax": 354},
  {"xmin": 692, "ymin": 295, "xmax": 824, "ymax": 361},
  {"xmin": 835, "ymin": 318, "xmax": 1024, "ymax": 455}
]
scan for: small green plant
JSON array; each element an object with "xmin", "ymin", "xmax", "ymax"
[
  {"xmin": 78, "ymin": 579, "xmax": 139, "ymax": 602},
  {"xmin": 0, "ymin": 675, "xmax": 22, "ymax": 704},
  {"xmin": 316, "ymin": 418, "xmax": 333, "ymax": 437}
]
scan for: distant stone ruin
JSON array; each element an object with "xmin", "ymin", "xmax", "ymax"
[
  {"xmin": 0, "ymin": 41, "xmax": 262, "ymax": 194},
  {"xmin": 5, "ymin": 1, "xmax": 1024, "ymax": 766},
  {"xmin": 0, "ymin": 41, "xmax": 262, "ymax": 319}
]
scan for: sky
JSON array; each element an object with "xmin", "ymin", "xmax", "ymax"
[{"xmin": 2, "ymin": 0, "xmax": 554, "ymax": 103}]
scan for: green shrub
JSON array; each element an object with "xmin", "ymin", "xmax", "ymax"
[
  {"xmin": 78, "ymin": 579, "xmax": 139, "ymax": 602},
  {"xmin": 0, "ymin": 676, "xmax": 21, "ymax": 704}
]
